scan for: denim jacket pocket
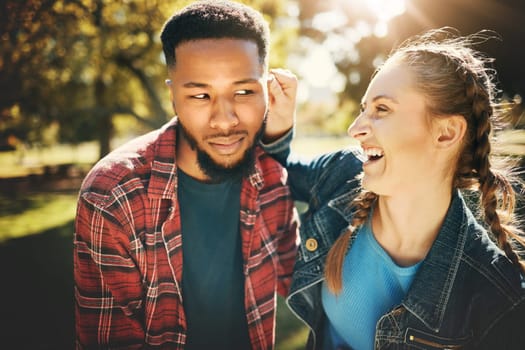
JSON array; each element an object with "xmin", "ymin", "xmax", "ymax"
[{"xmin": 404, "ymin": 328, "xmax": 472, "ymax": 350}]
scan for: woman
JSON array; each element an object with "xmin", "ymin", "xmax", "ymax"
[{"xmin": 265, "ymin": 29, "xmax": 525, "ymax": 349}]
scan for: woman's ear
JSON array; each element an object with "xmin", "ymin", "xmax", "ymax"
[{"xmin": 435, "ymin": 115, "xmax": 467, "ymax": 149}]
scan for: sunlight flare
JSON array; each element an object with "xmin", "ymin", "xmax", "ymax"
[{"xmin": 366, "ymin": 0, "xmax": 406, "ymax": 21}]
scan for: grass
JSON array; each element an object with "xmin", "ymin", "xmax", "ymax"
[
  {"xmin": 276, "ymin": 296, "xmax": 310, "ymax": 349},
  {"xmin": 0, "ymin": 142, "xmax": 99, "ymax": 178},
  {"xmin": 0, "ymin": 192, "xmax": 78, "ymax": 242}
]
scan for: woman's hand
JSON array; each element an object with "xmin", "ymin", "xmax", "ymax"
[{"xmin": 265, "ymin": 68, "xmax": 298, "ymax": 142}]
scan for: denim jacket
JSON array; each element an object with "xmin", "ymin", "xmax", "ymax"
[{"xmin": 264, "ymin": 134, "xmax": 525, "ymax": 349}]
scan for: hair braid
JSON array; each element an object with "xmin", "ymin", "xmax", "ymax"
[
  {"xmin": 454, "ymin": 66, "xmax": 493, "ymax": 188},
  {"xmin": 325, "ymin": 190, "xmax": 378, "ymax": 294},
  {"xmin": 458, "ymin": 65, "xmax": 525, "ymax": 271}
]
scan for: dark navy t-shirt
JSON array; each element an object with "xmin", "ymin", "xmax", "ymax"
[{"xmin": 177, "ymin": 169, "xmax": 250, "ymax": 349}]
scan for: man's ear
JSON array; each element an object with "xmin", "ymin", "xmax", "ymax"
[
  {"xmin": 435, "ymin": 115, "xmax": 467, "ymax": 148},
  {"xmin": 165, "ymin": 79, "xmax": 177, "ymax": 115}
]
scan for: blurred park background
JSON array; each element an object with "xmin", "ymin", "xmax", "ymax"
[{"xmin": 1, "ymin": 0, "xmax": 525, "ymax": 348}]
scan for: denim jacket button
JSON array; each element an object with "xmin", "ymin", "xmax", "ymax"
[{"xmin": 305, "ymin": 238, "xmax": 318, "ymax": 252}]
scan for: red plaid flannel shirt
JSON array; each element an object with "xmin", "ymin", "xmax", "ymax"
[{"xmin": 74, "ymin": 118, "xmax": 299, "ymax": 349}]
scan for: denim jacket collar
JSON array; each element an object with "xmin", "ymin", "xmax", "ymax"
[
  {"xmin": 327, "ymin": 178, "xmax": 361, "ymax": 222},
  {"xmin": 402, "ymin": 190, "xmax": 469, "ymax": 332}
]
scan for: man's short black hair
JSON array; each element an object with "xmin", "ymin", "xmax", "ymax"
[{"xmin": 160, "ymin": 0, "xmax": 270, "ymax": 68}]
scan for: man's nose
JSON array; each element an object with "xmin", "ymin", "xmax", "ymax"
[{"xmin": 210, "ymin": 98, "xmax": 239, "ymax": 130}]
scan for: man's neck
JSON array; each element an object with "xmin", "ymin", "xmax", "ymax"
[{"xmin": 176, "ymin": 135, "xmax": 209, "ymax": 182}]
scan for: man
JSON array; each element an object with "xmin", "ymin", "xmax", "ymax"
[{"xmin": 74, "ymin": 1, "xmax": 299, "ymax": 349}]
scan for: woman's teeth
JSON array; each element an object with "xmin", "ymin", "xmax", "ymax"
[{"xmin": 365, "ymin": 147, "xmax": 384, "ymax": 161}]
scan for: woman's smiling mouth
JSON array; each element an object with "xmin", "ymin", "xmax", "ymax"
[{"xmin": 364, "ymin": 146, "xmax": 384, "ymax": 162}]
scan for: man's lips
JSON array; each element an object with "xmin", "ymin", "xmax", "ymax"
[{"xmin": 208, "ymin": 136, "xmax": 245, "ymax": 155}]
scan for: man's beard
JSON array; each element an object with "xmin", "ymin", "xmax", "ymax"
[{"xmin": 178, "ymin": 119, "xmax": 266, "ymax": 183}]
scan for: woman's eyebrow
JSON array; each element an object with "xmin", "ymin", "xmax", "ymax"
[{"xmin": 371, "ymin": 94, "xmax": 399, "ymax": 104}]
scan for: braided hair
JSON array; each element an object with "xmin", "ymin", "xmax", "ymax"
[{"xmin": 325, "ymin": 28, "xmax": 525, "ymax": 294}]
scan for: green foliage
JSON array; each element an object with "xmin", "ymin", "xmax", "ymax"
[
  {"xmin": 1, "ymin": 0, "xmax": 296, "ymax": 157},
  {"xmin": 0, "ymin": 0, "xmax": 180, "ymax": 151},
  {"xmin": 4, "ymin": 0, "xmax": 521, "ymax": 152}
]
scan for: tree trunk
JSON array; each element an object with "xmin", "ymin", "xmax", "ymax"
[{"xmin": 95, "ymin": 79, "xmax": 113, "ymax": 159}]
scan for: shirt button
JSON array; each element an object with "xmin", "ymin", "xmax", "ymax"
[{"xmin": 305, "ymin": 238, "xmax": 318, "ymax": 252}]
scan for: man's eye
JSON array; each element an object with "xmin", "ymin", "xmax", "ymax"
[
  {"xmin": 235, "ymin": 89, "xmax": 254, "ymax": 96},
  {"xmin": 191, "ymin": 93, "xmax": 209, "ymax": 100}
]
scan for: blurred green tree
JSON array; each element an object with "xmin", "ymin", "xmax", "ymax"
[
  {"xmin": 1, "ymin": 0, "xmax": 179, "ymax": 157},
  {"xmin": 1, "ymin": 0, "xmax": 294, "ymax": 159}
]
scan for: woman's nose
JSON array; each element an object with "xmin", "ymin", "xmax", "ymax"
[{"xmin": 347, "ymin": 112, "xmax": 369, "ymax": 139}]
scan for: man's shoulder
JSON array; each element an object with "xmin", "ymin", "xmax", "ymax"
[{"xmin": 80, "ymin": 123, "xmax": 175, "ymax": 199}]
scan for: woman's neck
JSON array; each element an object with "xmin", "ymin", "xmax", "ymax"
[{"xmin": 371, "ymin": 186, "xmax": 453, "ymax": 266}]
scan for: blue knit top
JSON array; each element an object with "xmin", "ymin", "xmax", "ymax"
[{"xmin": 321, "ymin": 221, "xmax": 422, "ymax": 350}]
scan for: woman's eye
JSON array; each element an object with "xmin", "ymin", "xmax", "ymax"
[{"xmin": 376, "ymin": 105, "xmax": 389, "ymax": 113}]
